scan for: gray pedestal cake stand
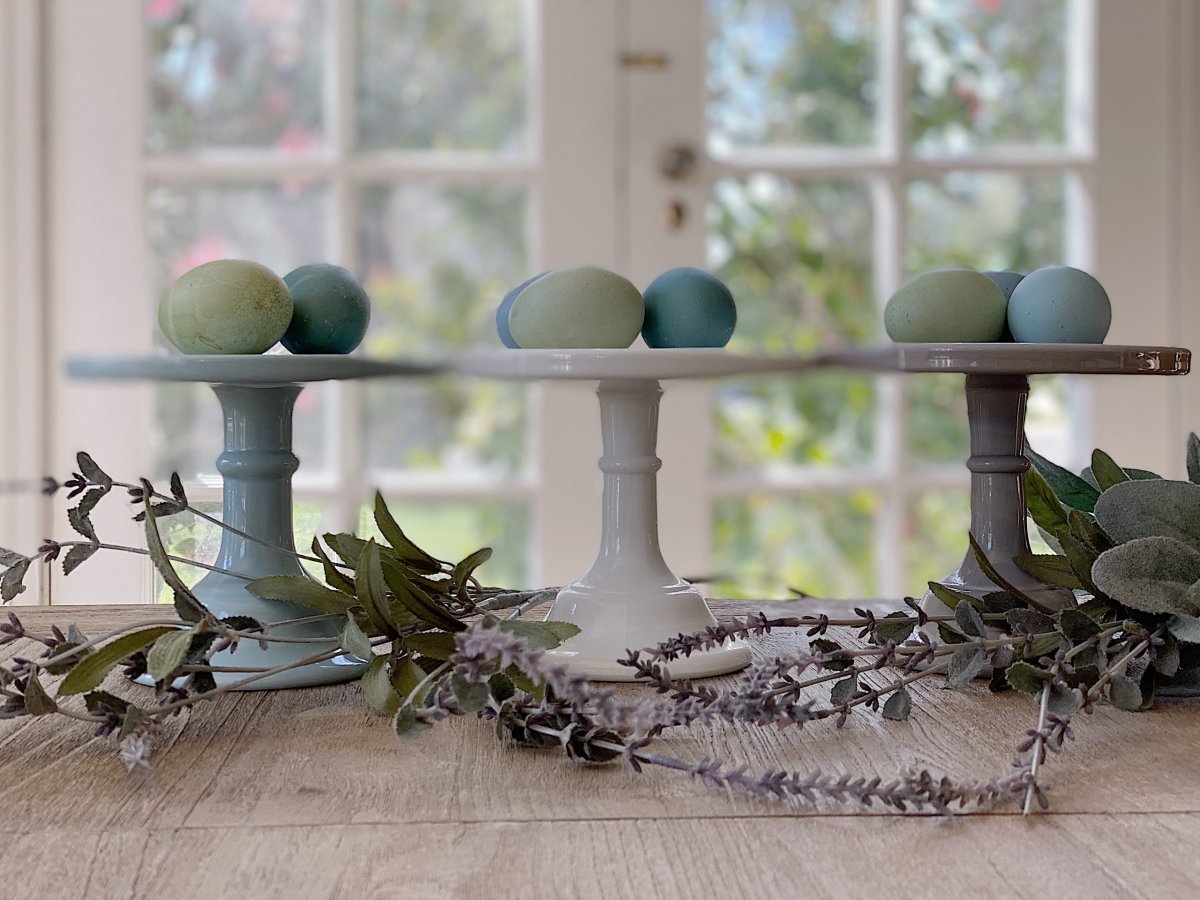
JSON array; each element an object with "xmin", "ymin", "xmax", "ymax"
[
  {"xmin": 66, "ymin": 354, "xmax": 442, "ymax": 689},
  {"xmin": 818, "ymin": 343, "xmax": 1191, "ymax": 615}
]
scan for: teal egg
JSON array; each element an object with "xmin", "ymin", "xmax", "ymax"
[
  {"xmin": 641, "ymin": 267, "xmax": 736, "ymax": 348},
  {"xmin": 1007, "ymin": 266, "xmax": 1111, "ymax": 344},
  {"xmin": 497, "ymin": 272, "xmax": 549, "ymax": 348},
  {"xmin": 884, "ymin": 269, "xmax": 1008, "ymax": 343},
  {"xmin": 281, "ymin": 264, "xmax": 371, "ymax": 354},
  {"xmin": 508, "ymin": 266, "xmax": 644, "ymax": 349},
  {"xmin": 163, "ymin": 259, "xmax": 293, "ymax": 355}
]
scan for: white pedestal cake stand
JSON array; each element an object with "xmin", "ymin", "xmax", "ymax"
[
  {"xmin": 65, "ymin": 354, "xmax": 442, "ymax": 689},
  {"xmin": 455, "ymin": 348, "xmax": 816, "ymax": 681},
  {"xmin": 818, "ymin": 343, "xmax": 1192, "ymax": 615}
]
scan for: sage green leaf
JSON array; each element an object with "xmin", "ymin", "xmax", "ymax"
[
  {"xmin": 1091, "ymin": 449, "xmax": 1130, "ymax": 491},
  {"xmin": 499, "ymin": 620, "xmax": 579, "ymax": 650},
  {"xmin": 173, "ymin": 590, "xmax": 203, "ymax": 624},
  {"xmin": 362, "ymin": 655, "xmax": 401, "ymax": 715},
  {"xmin": 937, "ymin": 623, "xmax": 967, "ymax": 645},
  {"xmin": 373, "ymin": 493, "xmax": 441, "ymax": 574},
  {"xmin": 391, "ymin": 655, "xmax": 427, "ymax": 701},
  {"xmin": 1155, "ymin": 638, "xmax": 1181, "ymax": 677},
  {"xmin": 339, "ymin": 615, "xmax": 374, "ymax": 661},
  {"xmin": 982, "ymin": 591, "xmax": 1026, "ymax": 614},
  {"xmin": 1025, "ymin": 444, "xmax": 1100, "ymax": 512},
  {"xmin": 247, "ymin": 575, "xmax": 354, "ymax": 617},
  {"xmin": 954, "ymin": 601, "xmax": 987, "ymax": 638},
  {"xmin": 1094, "ymin": 479, "xmax": 1200, "ymax": 553},
  {"xmin": 1067, "ymin": 509, "xmax": 1111, "ymax": 555},
  {"xmin": 1036, "ymin": 526, "xmax": 1064, "ymax": 556},
  {"xmin": 1027, "ymin": 632, "xmax": 1067, "ymax": 660},
  {"xmin": 1091, "ymin": 537, "xmax": 1200, "ymax": 616},
  {"xmin": 393, "ymin": 705, "xmax": 432, "ymax": 738},
  {"xmin": 1047, "ymin": 682, "xmax": 1082, "ymax": 717},
  {"xmin": 323, "ymin": 532, "xmax": 368, "ymax": 569},
  {"xmin": 1, "ymin": 558, "xmax": 30, "ymax": 602},
  {"xmin": 1188, "ymin": 433, "xmax": 1200, "ymax": 485},
  {"xmin": 873, "ymin": 613, "xmax": 917, "ymax": 644},
  {"xmin": 1057, "ymin": 533, "xmax": 1102, "ymax": 595},
  {"xmin": 356, "ymin": 540, "xmax": 397, "ymax": 637},
  {"xmin": 830, "ymin": 674, "xmax": 858, "ymax": 705},
  {"xmin": 405, "ymin": 632, "xmax": 458, "ymax": 660},
  {"xmin": 23, "ymin": 676, "xmax": 56, "ymax": 716},
  {"xmin": 61, "ymin": 542, "xmax": 99, "ymax": 576},
  {"xmin": 947, "ymin": 648, "xmax": 987, "ymax": 687},
  {"xmin": 1055, "ymin": 608, "xmax": 1100, "ymax": 642},
  {"xmin": 881, "ymin": 688, "xmax": 912, "ymax": 721},
  {"xmin": 380, "ymin": 560, "xmax": 459, "ymax": 633},
  {"xmin": 451, "ymin": 674, "xmax": 489, "ymax": 712},
  {"xmin": 1006, "ymin": 608, "xmax": 1055, "ymax": 634},
  {"xmin": 488, "ymin": 672, "xmax": 516, "ymax": 703},
  {"xmin": 1014, "ymin": 554, "xmax": 1083, "ymax": 590},
  {"xmin": 42, "ymin": 641, "xmax": 87, "ymax": 675},
  {"xmin": 145, "ymin": 629, "xmax": 193, "ymax": 683},
  {"xmin": 926, "ymin": 581, "xmax": 985, "ymax": 613},
  {"xmin": 1109, "ymin": 673, "xmax": 1143, "ymax": 710},
  {"xmin": 0, "ymin": 547, "xmax": 25, "ymax": 567},
  {"xmin": 1024, "ymin": 468, "xmax": 1070, "ymax": 535},
  {"xmin": 141, "ymin": 485, "xmax": 207, "ymax": 619},
  {"xmin": 452, "ymin": 547, "xmax": 493, "ymax": 592},
  {"xmin": 312, "ymin": 537, "xmax": 355, "ymax": 595},
  {"xmin": 67, "ymin": 506, "xmax": 97, "ymax": 543},
  {"xmin": 58, "ymin": 626, "xmax": 177, "ymax": 695},
  {"xmin": 76, "ymin": 451, "xmax": 112, "ymax": 492},
  {"xmin": 1167, "ymin": 614, "xmax": 1200, "ymax": 644},
  {"xmin": 1005, "ymin": 661, "xmax": 1052, "ymax": 694},
  {"xmin": 968, "ymin": 533, "xmax": 1053, "ymax": 613}
]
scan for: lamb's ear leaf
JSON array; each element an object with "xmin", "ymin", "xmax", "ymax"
[{"xmin": 1187, "ymin": 433, "xmax": 1200, "ymax": 485}]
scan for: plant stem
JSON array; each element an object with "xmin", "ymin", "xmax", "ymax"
[{"xmin": 1023, "ymin": 685, "xmax": 1052, "ymax": 816}]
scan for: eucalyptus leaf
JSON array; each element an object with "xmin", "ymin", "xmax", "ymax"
[
  {"xmin": 1056, "ymin": 608, "xmax": 1101, "ymax": 643},
  {"xmin": 1025, "ymin": 444, "xmax": 1101, "ymax": 512},
  {"xmin": 362, "ymin": 655, "xmax": 401, "ymax": 715},
  {"xmin": 451, "ymin": 674, "xmax": 489, "ymax": 712},
  {"xmin": 954, "ymin": 601, "xmax": 987, "ymax": 638},
  {"xmin": 881, "ymin": 688, "xmax": 912, "ymax": 721},
  {"xmin": 1091, "ymin": 537, "xmax": 1200, "ymax": 616},
  {"xmin": 22, "ymin": 676, "xmax": 56, "ymax": 716},
  {"xmin": 1093, "ymin": 479, "xmax": 1200, "ymax": 553},
  {"xmin": 1, "ymin": 558, "xmax": 30, "ymax": 602},
  {"xmin": 1014, "ymin": 554, "xmax": 1083, "ymax": 591},
  {"xmin": 61, "ymin": 543, "xmax": 99, "ymax": 576},
  {"xmin": 58, "ymin": 626, "xmax": 177, "ymax": 696},
  {"xmin": 1188, "ymin": 433, "xmax": 1200, "ymax": 485},
  {"xmin": 339, "ymin": 616, "xmax": 374, "ymax": 661},
  {"xmin": 947, "ymin": 648, "xmax": 987, "ymax": 687},
  {"xmin": 1005, "ymin": 661, "xmax": 1052, "ymax": 694},
  {"xmin": 830, "ymin": 674, "xmax": 858, "ymax": 706},
  {"xmin": 1091, "ymin": 449, "xmax": 1130, "ymax": 491},
  {"xmin": 247, "ymin": 575, "xmax": 354, "ymax": 617},
  {"xmin": 1109, "ymin": 673, "xmax": 1143, "ymax": 711},
  {"xmin": 145, "ymin": 629, "xmax": 193, "ymax": 683}
]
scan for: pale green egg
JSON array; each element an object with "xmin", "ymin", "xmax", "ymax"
[
  {"xmin": 163, "ymin": 259, "xmax": 293, "ymax": 355},
  {"xmin": 508, "ymin": 266, "xmax": 644, "ymax": 349},
  {"xmin": 884, "ymin": 269, "xmax": 1008, "ymax": 343}
]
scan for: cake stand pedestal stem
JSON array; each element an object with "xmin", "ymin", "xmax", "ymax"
[{"xmin": 544, "ymin": 378, "xmax": 751, "ymax": 681}]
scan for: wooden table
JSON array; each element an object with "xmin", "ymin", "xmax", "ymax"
[{"xmin": 2, "ymin": 602, "xmax": 1197, "ymax": 899}]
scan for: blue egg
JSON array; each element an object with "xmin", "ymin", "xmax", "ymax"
[
  {"xmin": 1007, "ymin": 266, "xmax": 1111, "ymax": 344},
  {"xmin": 497, "ymin": 272, "xmax": 549, "ymax": 348},
  {"xmin": 983, "ymin": 271, "xmax": 1024, "ymax": 341},
  {"xmin": 281, "ymin": 264, "xmax": 371, "ymax": 354},
  {"xmin": 641, "ymin": 267, "xmax": 736, "ymax": 348}
]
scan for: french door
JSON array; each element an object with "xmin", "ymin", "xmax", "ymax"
[{"xmin": 14, "ymin": 0, "xmax": 1195, "ymax": 605}]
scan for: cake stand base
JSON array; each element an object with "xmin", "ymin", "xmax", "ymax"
[{"xmin": 544, "ymin": 580, "xmax": 751, "ymax": 681}]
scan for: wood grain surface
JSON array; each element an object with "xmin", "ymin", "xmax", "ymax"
[{"xmin": 2, "ymin": 603, "xmax": 1196, "ymax": 899}]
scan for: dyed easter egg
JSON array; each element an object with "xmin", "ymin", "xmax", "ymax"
[
  {"xmin": 281, "ymin": 264, "xmax": 371, "ymax": 354},
  {"xmin": 1006, "ymin": 266, "xmax": 1111, "ymax": 344},
  {"xmin": 884, "ymin": 269, "xmax": 1008, "ymax": 343},
  {"xmin": 162, "ymin": 260, "xmax": 293, "ymax": 355},
  {"xmin": 983, "ymin": 271, "xmax": 1025, "ymax": 341},
  {"xmin": 496, "ymin": 272, "xmax": 549, "ymax": 348},
  {"xmin": 640, "ymin": 267, "xmax": 737, "ymax": 348},
  {"xmin": 507, "ymin": 266, "xmax": 644, "ymax": 349}
]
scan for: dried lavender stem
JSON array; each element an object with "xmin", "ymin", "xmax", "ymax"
[{"xmin": 1023, "ymin": 685, "xmax": 1052, "ymax": 816}]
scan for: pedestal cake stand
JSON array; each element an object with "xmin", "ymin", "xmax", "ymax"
[
  {"xmin": 66, "ymin": 354, "xmax": 442, "ymax": 689},
  {"xmin": 818, "ymin": 343, "xmax": 1191, "ymax": 615},
  {"xmin": 455, "ymin": 348, "xmax": 816, "ymax": 681}
]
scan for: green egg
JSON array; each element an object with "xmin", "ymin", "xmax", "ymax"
[
  {"xmin": 884, "ymin": 269, "xmax": 1008, "ymax": 343},
  {"xmin": 163, "ymin": 259, "xmax": 293, "ymax": 355},
  {"xmin": 508, "ymin": 266, "xmax": 644, "ymax": 349}
]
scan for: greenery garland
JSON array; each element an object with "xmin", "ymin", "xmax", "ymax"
[{"xmin": 1, "ymin": 438, "xmax": 1197, "ymax": 815}]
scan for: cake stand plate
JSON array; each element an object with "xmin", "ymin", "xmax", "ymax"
[
  {"xmin": 818, "ymin": 343, "xmax": 1191, "ymax": 614},
  {"xmin": 66, "ymin": 353, "xmax": 443, "ymax": 689},
  {"xmin": 456, "ymin": 348, "xmax": 822, "ymax": 681}
]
